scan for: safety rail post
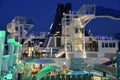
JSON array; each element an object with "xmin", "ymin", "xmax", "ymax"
[
  {"xmin": 14, "ymin": 42, "xmax": 20, "ymax": 64},
  {"xmin": 116, "ymin": 50, "xmax": 120, "ymax": 79},
  {"xmin": 7, "ymin": 38, "xmax": 15, "ymax": 68},
  {"xmin": 2, "ymin": 55, "xmax": 9, "ymax": 73}
]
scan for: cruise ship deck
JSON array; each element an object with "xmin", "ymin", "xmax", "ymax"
[{"xmin": 0, "ymin": 3, "xmax": 120, "ymax": 80}]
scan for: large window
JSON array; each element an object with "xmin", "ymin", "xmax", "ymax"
[{"xmin": 102, "ymin": 42, "xmax": 116, "ymax": 48}]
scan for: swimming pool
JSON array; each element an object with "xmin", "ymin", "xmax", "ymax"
[{"xmin": 72, "ymin": 71, "xmax": 102, "ymax": 76}]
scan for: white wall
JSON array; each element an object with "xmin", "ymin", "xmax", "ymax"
[{"xmin": 98, "ymin": 40, "xmax": 118, "ymax": 53}]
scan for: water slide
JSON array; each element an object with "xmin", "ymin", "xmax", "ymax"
[
  {"xmin": 23, "ymin": 34, "xmax": 34, "ymax": 44},
  {"xmin": 102, "ymin": 58, "xmax": 117, "ymax": 65},
  {"xmin": 96, "ymin": 6, "xmax": 120, "ymax": 18},
  {"xmin": 35, "ymin": 65, "xmax": 60, "ymax": 80},
  {"xmin": 55, "ymin": 49, "xmax": 65, "ymax": 58}
]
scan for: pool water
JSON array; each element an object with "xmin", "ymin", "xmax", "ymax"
[{"xmin": 72, "ymin": 71, "xmax": 102, "ymax": 76}]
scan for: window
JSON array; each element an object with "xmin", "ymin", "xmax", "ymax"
[
  {"xmin": 105, "ymin": 43, "xmax": 108, "ymax": 48},
  {"xmin": 109, "ymin": 43, "xmax": 113, "ymax": 47},
  {"xmin": 113, "ymin": 43, "xmax": 115, "ymax": 48},
  {"xmin": 103, "ymin": 42, "xmax": 116, "ymax": 48},
  {"xmin": 102, "ymin": 43, "xmax": 104, "ymax": 48}
]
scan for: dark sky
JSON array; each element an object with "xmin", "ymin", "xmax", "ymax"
[{"xmin": 0, "ymin": 0, "xmax": 120, "ymax": 36}]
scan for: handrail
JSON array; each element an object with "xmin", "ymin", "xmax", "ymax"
[{"xmin": 94, "ymin": 64, "xmax": 117, "ymax": 76}]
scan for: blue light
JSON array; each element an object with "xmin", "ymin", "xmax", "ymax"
[
  {"xmin": 38, "ymin": 61, "xmax": 46, "ymax": 64},
  {"xmin": 49, "ymin": 23, "xmax": 53, "ymax": 30}
]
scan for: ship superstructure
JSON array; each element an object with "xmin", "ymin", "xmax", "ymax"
[
  {"xmin": 46, "ymin": 5, "xmax": 119, "ymax": 63},
  {"xmin": 0, "ymin": 4, "xmax": 120, "ymax": 80}
]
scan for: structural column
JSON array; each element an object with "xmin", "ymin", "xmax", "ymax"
[
  {"xmin": 19, "ymin": 44, "xmax": 22, "ymax": 60},
  {"xmin": 0, "ymin": 31, "xmax": 6, "ymax": 75},
  {"xmin": 7, "ymin": 38, "xmax": 15, "ymax": 68},
  {"xmin": 2, "ymin": 55, "xmax": 9, "ymax": 73},
  {"xmin": 14, "ymin": 42, "xmax": 20, "ymax": 63}
]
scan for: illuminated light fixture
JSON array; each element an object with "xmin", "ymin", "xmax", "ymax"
[
  {"xmin": 56, "ymin": 31, "xmax": 60, "ymax": 34},
  {"xmin": 83, "ymin": 51, "xmax": 87, "ymax": 58},
  {"xmin": 63, "ymin": 12, "xmax": 65, "ymax": 16},
  {"xmin": 6, "ymin": 73, "xmax": 12, "ymax": 79},
  {"xmin": 81, "ymin": 25, "xmax": 84, "ymax": 28},
  {"xmin": 54, "ymin": 34, "xmax": 57, "ymax": 36},
  {"xmin": 59, "ymin": 24, "xmax": 61, "ymax": 25},
  {"xmin": 7, "ymin": 38, "xmax": 15, "ymax": 43},
  {"xmin": 48, "ymin": 32, "xmax": 50, "ymax": 34},
  {"xmin": 19, "ymin": 44, "xmax": 22, "ymax": 47},
  {"xmin": 19, "ymin": 60, "xmax": 22, "ymax": 64},
  {"xmin": 15, "ymin": 42, "xmax": 20, "ymax": 46},
  {"xmin": 76, "ymin": 18, "xmax": 80, "ymax": 21},
  {"xmin": 49, "ymin": 23, "xmax": 53, "ymax": 30},
  {"xmin": 0, "ymin": 30, "xmax": 6, "ymax": 38},
  {"xmin": 63, "ymin": 62, "xmax": 66, "ymax": 65},
  {"xmin": 3, "ymin": 55, "xmax": 10, "ymax": 58}
]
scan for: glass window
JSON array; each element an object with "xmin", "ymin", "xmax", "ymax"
[
  {"xmin": 109, "ymin": 43, "xmax": 113, "ymax": 47},
  {"xmin": 105, "ymin": 43, "xmax": 108, "ymax": 48},
  {"xmin": 102, "ymin": 42, "xmax": 104, "ymax": 48},
  {"xmin": 113, "ymin": 43, "xmax": 115, "ymax": 48}
]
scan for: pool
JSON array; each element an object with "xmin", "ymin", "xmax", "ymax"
[{"xmin": 72, "ymin": 71, "xmax": 102, "ymax": 76}]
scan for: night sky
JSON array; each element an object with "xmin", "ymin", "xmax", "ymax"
[{"xmin": 0, "ymin": 0, "xmax": 120, "ymax": 36}]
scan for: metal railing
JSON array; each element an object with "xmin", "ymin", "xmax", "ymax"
[
  {"xmin": 78, "ymin": 4, "xmax": 95, "ymax": 15},
  {"xmin": 41, "ymin": 74, "xmax": 93, "ymax": 80},
  {"xmin": 94, "ymin": 64, "xmax": 117, "ymax": 76}
]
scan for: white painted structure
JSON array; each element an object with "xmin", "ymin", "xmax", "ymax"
[{"xmin": 45, "ymin": 5, "xmax": 119, "ymax": 66}]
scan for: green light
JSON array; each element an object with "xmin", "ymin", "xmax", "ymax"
[
  {"xmin": 15, "ymin": 42, "xmax": 20, "ymax": 46},
  {"xmin": 1, "ymin": 44, "xmax": 4, "ymax": 51},
  {"xmin": 13, "ymin": 54, "xmax": 17, "ymax": 56},
  {"xmin": 0, "ymin": 30, "xmax": 6, "ymax": 38},
  {"xmin": 13, "ymin": 54, "xmax": 16, "ymax": 55},
  {"xmin": 19, "ymin": 44, "xmax": 22, "ymax": 47},
  {"xmin": 6, "ymin": 73, "xmax": 12, "ymax": 79},
  {"xmin": 41, "ymin": 65, "xmax": 59, "ymax": 71},
  {"xmin": 7, "ymin": 38, "xmax": 15, "ymax": 43},
  {"xmin": 36, "ymin": 65, "xmax": 59, "ymax": 80},
  {"xmin": 3, "ymin": 55, "xmax": 10, "ymax": 58}
]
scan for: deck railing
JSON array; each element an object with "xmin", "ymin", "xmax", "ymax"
[{"xmin": 94, "ymin": 64, "xmax": 117, "ymax": 76}]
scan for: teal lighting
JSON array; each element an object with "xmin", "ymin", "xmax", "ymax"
[
  {"xmin": 3, "ymin": 55, "xmax": 10, "ymax": 58},
  {"xmin": 19, "ymin": 44, "xmax": 22, "ymax": 47},
  {"xmin": 0, "ymin": 30, "xmax": 6, "ymax": 75},
  {"xmin": 7, "ymin": 38, "xmax": 15, "ymax": 67},
  {"xmin": 15, "ymin": 42, "xmax": 20, "ymax": 46},
  {"xmin": 36, "ymin": 65, "xmax": 60, "ymax": 80},
  {"xmin": 6, "ymin": 73, "xmax": 12, "ymax": 79},
  {"xmin": 1, "ymin": 44, "xmax": 4, "ymax": 51},
  {"xmin": 0, "ymin": 30, "xmax": 6, "ymax": 38},
  {"xmin": 13, "ymin": 54, "xmax": 17, "ymax": 55},
  {"xmin": 7, "ymin": 38, "xmax": 15, "ymax": 43}
]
